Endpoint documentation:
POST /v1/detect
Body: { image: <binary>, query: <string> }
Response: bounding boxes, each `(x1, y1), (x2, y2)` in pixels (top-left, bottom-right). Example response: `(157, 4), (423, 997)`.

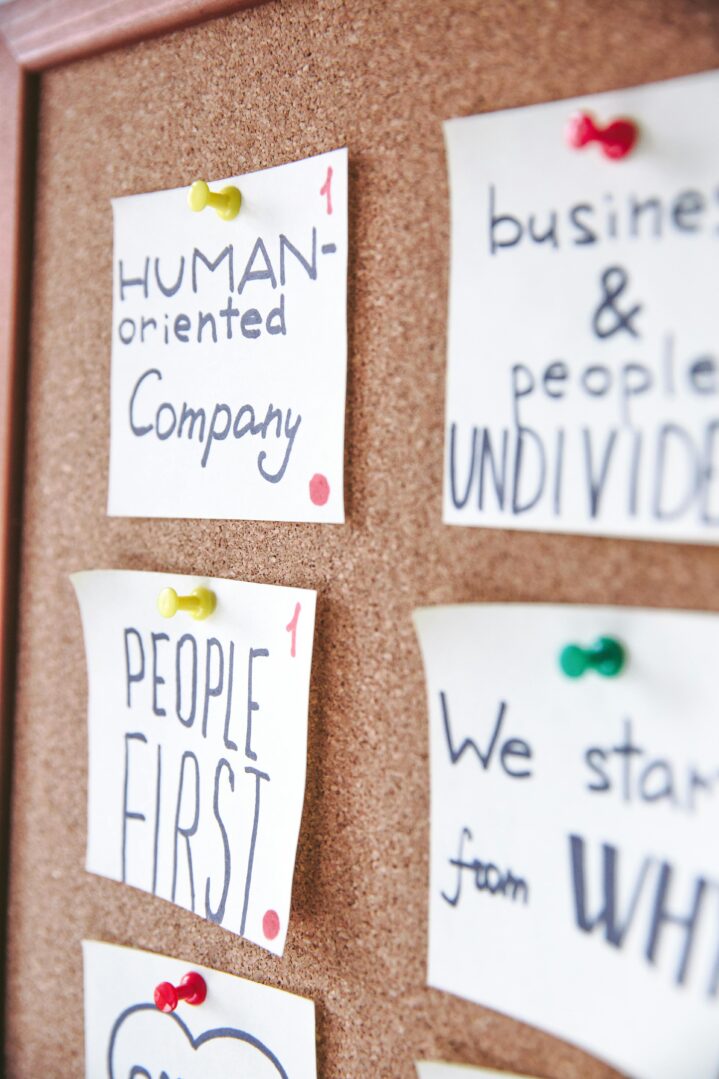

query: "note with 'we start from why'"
(415, 603), (719, 1079)
(73, 570), (316, 955)
(108, 148), (347, 523)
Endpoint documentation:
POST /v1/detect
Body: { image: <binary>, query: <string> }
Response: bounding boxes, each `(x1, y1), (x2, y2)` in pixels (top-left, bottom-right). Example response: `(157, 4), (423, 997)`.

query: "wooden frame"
(0, 0), (266, 1049)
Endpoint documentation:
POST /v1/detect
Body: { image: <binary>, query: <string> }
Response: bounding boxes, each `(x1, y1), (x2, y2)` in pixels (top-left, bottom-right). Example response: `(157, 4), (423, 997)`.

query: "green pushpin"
(559, 636), (626, 679)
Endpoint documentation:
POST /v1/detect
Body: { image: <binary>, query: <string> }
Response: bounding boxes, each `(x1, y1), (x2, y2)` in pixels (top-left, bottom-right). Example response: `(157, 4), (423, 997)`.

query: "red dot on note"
(309, 473), (330, 506)
(263, 909), (280, 940)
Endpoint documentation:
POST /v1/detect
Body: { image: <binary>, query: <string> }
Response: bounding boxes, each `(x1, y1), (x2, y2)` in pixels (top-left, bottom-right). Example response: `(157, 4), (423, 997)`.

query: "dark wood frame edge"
(0, 0), (266, 1058)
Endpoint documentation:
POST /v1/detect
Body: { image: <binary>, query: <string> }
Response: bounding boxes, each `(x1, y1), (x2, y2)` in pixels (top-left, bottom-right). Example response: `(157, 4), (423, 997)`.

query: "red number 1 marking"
(320, 166), (333, 215)
(286, 602), (301, 658)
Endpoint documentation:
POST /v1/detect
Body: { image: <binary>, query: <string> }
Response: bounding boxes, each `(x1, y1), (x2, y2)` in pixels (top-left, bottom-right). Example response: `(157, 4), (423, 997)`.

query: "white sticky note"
(414, 604), (719, 1079)
(73, 570), (317, 955)
(109, 148), (347, 523)
(444, 70), (719, 543)
(417, 1066), (537, 1079)
(83, 940), (316, 1078)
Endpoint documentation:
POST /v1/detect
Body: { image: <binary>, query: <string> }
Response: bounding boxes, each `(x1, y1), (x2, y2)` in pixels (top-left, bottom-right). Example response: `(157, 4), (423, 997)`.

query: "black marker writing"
(119, 626), (275, 933)
(592, 266), (642, 340)
(442, 827), (529, 907)
(584, 718), (719, 813)
(488, 183), (719, 256)
(440, 692), (533, 778)
(129, 367), (302, 480)
(569, 834), (719, 996)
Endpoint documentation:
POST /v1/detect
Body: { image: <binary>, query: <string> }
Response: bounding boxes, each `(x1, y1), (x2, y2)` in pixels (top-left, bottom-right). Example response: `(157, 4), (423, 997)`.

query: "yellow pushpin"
(188, 179), (241, 221)
(157, 586), (216, 621)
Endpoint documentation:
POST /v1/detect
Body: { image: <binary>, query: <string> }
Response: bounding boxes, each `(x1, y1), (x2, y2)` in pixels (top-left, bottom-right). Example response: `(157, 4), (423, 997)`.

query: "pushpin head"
(188, 179), (211, 212)
(157, 587), (180, 618)
(560, 636), (626, 679)
(157, 586), (216, 621)
(154, 971), (207, 1013)
(566, 111), (638, 160)
(188, 179), (241, 221)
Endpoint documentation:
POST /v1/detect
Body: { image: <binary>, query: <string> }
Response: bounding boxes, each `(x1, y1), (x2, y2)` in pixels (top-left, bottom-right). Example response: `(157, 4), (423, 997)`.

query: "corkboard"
(5, 0), (719, 1075)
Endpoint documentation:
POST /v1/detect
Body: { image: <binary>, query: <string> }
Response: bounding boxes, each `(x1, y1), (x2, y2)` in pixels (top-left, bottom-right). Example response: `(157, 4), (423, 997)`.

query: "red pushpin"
(566, 111), (638, 160)
(154, 971), (207, 1013)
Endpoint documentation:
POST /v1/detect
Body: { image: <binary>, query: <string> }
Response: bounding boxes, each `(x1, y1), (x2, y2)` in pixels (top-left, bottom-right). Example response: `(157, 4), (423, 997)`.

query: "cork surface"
(5, 1), (719, 1075)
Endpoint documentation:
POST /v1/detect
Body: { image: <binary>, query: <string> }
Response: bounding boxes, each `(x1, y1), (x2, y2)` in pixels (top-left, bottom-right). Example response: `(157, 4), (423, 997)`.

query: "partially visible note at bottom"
(84, 940), (316, 1079)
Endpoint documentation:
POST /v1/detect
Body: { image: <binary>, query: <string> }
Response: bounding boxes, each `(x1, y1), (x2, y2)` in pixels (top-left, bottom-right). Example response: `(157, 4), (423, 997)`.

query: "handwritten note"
(444, 70), (719, 543)
(414, 603), (719, 1079)
(109, 148), (347, 522)
(417, 1066), (537, 1079)
(73, 570), (316, 955)
(83, 940), (316, 1078)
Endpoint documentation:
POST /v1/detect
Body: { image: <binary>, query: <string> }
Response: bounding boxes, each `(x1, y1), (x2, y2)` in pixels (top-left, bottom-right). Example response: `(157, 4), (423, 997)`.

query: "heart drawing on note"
(108, 1003), (288, 1078)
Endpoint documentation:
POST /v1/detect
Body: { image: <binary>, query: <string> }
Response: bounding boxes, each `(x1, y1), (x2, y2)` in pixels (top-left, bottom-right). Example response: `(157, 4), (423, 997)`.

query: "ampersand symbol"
(591, 266), (642, 340)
